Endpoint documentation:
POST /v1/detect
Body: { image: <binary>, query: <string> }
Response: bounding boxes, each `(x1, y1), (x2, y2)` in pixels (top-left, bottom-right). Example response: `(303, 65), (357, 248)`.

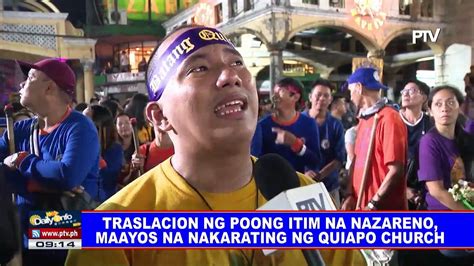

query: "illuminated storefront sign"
(283, 61), (315, 77)
(107, 0), (197, 21)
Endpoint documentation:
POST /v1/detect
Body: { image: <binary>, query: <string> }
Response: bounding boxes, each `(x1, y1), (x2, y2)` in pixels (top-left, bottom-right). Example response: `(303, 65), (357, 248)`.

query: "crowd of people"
(0, 24), (473, 266)
(0, 59), (175, 265)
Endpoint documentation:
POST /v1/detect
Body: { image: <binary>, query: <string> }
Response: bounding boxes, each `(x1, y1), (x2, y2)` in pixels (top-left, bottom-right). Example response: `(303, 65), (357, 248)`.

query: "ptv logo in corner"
(412, 28), (441, 44)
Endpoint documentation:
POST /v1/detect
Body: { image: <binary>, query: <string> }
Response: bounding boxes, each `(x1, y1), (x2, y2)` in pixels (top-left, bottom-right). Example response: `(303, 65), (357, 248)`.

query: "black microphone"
(254, 153), (326, 266)
(254, 153), (300, 200)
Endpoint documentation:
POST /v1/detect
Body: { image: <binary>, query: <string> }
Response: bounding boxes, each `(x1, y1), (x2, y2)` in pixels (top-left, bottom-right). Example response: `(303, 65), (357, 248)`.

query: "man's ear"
(355, 83), (364, 95)
(44, 80), (55, 96)
(145, 102), (173, 132)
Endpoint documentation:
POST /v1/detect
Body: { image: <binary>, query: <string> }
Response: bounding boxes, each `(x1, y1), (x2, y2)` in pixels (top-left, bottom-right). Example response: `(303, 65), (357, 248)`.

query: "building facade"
(1, 0), (472, 104)
(0, 3), (96, 104)
(0, 0), (199, 104)
(163, 0), (473, 97)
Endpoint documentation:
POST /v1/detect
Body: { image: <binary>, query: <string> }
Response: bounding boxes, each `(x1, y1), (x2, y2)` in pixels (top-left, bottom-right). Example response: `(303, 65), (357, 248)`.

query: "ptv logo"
(295, 193), (327, 210)
(412, 28), (440, 44)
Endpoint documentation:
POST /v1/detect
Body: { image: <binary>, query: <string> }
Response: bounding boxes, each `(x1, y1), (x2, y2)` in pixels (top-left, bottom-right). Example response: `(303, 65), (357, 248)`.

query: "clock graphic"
(351, 0), (387, 31)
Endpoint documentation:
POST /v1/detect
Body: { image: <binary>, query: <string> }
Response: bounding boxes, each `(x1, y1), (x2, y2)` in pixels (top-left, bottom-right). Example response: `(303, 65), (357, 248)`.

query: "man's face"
(159, 42), (258, 150)
(333, 98), (347, 115)
(19, 69), (51, 110)
(273, 85), (299, 111)
(348, 83), (362, 108)
(401, 82), (426, 109)
(310, 85), (332, 111)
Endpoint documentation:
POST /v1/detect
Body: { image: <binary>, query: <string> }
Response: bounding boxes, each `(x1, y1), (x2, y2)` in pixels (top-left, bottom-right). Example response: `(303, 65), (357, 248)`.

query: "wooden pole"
(356, 113), (379, 210)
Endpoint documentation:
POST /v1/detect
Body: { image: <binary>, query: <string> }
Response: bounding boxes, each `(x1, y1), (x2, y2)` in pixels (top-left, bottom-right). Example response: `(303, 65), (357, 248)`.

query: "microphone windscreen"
(254, 153), (300, 200)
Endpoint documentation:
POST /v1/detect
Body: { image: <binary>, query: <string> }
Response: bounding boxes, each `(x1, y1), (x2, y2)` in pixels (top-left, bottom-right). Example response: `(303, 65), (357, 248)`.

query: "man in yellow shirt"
(66, 25), (364, 266)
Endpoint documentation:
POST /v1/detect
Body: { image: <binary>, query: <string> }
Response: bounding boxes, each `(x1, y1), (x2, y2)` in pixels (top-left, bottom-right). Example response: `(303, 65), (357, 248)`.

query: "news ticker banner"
(80, 212), (474, 249)
(28, 211), (82, 249)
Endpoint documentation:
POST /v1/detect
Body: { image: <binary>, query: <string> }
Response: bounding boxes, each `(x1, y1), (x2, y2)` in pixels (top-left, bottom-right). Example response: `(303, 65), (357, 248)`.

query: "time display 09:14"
(28, 239), (81, 250)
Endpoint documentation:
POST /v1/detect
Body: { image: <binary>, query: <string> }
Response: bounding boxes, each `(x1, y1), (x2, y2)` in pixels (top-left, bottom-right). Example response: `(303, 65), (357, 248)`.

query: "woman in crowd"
(124, 93), (154, 144)
(115, 112), (140, 187)
(116, 112), (135, 161)
(83, 105), (123, 201)
(417, 85), (474, 264)
(418, 85), (473, 210)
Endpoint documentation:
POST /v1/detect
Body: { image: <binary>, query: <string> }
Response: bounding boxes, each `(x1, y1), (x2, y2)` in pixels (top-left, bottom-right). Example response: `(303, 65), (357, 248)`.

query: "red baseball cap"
(18, 58), (76, 98)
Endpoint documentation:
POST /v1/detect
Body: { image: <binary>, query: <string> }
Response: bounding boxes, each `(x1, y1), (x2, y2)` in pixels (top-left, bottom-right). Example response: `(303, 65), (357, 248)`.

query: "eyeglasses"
(401, 88), (420, 96)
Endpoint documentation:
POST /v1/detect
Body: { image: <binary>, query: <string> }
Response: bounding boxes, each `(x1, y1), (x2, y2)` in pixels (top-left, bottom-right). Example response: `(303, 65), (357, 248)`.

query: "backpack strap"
(29, 119), (39, 156)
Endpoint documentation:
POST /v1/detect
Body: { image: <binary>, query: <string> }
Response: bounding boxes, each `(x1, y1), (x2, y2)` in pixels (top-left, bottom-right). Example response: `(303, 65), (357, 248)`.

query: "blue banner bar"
(81, 212), (474, 248)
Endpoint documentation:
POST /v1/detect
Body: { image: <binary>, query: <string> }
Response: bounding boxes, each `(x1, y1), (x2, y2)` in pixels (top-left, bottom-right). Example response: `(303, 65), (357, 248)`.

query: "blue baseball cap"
(345, 67), (388, 91)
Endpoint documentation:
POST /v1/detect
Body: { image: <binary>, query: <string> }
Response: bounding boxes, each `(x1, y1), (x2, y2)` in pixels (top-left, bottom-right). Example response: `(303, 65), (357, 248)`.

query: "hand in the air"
(272, 127), (298, 146)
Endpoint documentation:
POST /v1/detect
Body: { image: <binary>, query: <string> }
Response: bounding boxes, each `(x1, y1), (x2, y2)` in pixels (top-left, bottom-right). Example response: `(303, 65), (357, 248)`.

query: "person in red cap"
(251, 77), (322, 174)
(341, 67), (408, 211)
(0, 58), (100, 266)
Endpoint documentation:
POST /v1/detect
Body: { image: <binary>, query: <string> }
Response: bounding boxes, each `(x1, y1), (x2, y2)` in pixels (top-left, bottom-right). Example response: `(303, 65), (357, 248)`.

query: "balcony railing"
(106, 71), (145, 83)
(95, 71), (147, 94)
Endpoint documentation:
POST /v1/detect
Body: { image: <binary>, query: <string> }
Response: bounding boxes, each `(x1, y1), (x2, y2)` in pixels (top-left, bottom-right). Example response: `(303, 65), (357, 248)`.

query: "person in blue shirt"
(251, 77), (321, 173)
(83, 104), (123, 202)
(0, 59), (100, 266)
(302, 78), (345, 208)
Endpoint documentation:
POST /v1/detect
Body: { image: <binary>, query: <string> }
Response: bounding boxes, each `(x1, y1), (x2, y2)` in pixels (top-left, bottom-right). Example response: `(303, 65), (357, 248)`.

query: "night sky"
(52, 0), (87, 28)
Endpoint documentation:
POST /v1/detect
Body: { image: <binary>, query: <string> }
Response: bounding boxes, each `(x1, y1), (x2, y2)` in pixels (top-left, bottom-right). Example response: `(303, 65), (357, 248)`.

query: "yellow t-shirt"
(66, 158), (365, 266)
